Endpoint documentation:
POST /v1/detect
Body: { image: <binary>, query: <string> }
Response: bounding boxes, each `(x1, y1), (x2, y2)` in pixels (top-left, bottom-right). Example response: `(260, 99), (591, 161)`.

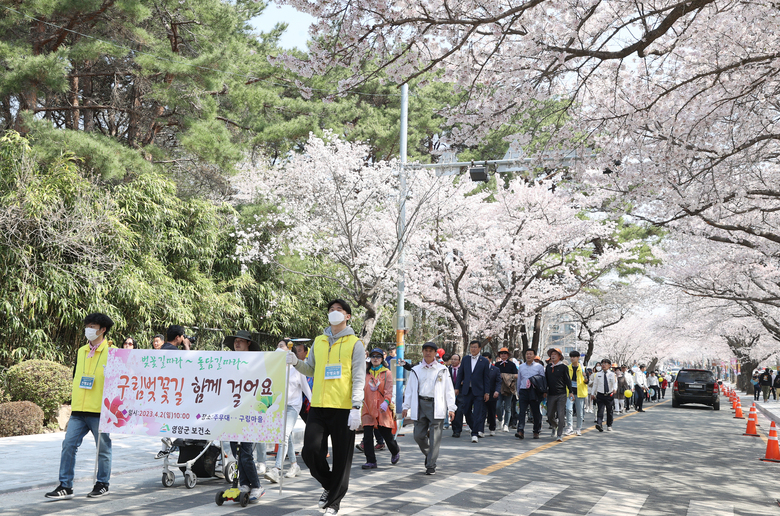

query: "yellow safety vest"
(71, 340), (114, 414)
(311, 334), (359, 409)
(568, 363), (589, 398)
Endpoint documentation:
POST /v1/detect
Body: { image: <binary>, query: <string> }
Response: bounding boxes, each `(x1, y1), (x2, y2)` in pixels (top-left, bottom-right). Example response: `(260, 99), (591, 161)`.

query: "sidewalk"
(0, 420), (307, 495)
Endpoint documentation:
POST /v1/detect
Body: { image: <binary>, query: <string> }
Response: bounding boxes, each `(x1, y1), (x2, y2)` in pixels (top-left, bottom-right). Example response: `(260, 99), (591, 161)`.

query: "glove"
(380, 401), (389, 412)
(286, 351), (298, 366)
(348, 408), (361, 431)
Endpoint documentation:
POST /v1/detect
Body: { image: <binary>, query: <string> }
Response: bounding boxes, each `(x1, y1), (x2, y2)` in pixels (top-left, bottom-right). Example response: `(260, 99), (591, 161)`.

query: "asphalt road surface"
(3, 398), (779, 515)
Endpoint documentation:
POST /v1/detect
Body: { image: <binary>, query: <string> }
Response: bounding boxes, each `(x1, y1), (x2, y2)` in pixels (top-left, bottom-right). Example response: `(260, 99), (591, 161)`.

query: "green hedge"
(6, 360), (72, 422)
(0, 401), (44, 437)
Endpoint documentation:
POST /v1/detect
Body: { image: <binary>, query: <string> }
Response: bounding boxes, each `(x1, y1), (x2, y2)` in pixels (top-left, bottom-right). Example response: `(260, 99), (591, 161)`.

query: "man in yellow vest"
(287, 299), (365, 516)
(46, 313), (115, 500)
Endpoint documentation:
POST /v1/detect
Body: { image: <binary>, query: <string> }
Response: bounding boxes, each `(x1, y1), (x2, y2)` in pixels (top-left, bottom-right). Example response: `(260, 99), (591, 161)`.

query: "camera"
(183, 334), (197, 348)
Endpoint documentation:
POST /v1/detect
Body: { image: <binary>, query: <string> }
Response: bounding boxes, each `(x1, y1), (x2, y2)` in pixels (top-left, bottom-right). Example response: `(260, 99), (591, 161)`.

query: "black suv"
(672, 369), (720, 410)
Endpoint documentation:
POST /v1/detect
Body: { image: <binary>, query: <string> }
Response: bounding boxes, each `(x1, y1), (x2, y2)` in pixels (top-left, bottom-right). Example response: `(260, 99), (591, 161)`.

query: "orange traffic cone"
(761, 421), (780, 462)
(734, 400), (745, 419)
(744, 406), (760, 435)
(752, 403), (761, 426)
(732, 397), (738, 411)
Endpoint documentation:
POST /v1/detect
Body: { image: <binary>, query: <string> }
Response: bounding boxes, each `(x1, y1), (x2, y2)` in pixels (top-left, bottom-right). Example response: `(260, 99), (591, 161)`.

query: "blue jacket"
(455, 354), (492, 396)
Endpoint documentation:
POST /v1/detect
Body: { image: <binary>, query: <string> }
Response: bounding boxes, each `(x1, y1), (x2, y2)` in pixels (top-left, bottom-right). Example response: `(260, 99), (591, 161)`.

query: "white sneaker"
(556, 436), (563, 442)
(471, 436), (479, 443)
(255, 462), (267, 476)
(564, 428), (574, 436)
(576, 430), (582, 436)
(324, 508), (339, 515)
(264, 467), (281, 483)
(502, 424), (509, 432)
(478, 432), (484, 438)
(489, 430), (495, 436)
(248, 487), (265, 504)
(284, 463), (301, 478)
(607, 426), (613, 432)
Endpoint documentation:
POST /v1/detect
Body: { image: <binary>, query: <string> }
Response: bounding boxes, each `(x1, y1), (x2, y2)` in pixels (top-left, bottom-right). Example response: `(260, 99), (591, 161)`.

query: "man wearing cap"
(591, 358), (618, 432)
(495, 348), (518, 432)
(223, 331), (266, 502)
(516, 348), (545, 439)
(545, 348), (570, 442)
(286, 299), (365, 516)
(403, 342), (456, 475)
(453, 340), (492, 443)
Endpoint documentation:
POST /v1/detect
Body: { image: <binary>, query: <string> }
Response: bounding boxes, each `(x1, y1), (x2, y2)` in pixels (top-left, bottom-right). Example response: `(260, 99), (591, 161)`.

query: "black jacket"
(545, 361), (571, 396)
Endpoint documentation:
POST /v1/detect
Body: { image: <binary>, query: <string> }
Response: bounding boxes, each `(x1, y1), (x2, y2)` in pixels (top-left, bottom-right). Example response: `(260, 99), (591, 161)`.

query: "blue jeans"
(58, 414), (112, 488)
(231, 442), (260, 488)
(565, 396), (585, 431)
(496, 393), (513, 426)
(275, 405), (299, 470)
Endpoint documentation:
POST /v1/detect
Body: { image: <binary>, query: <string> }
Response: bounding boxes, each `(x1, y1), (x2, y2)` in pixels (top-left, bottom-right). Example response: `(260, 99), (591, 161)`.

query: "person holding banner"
(264, 342), (312, 483)
(287, 299), (365, 516)
(224, 330), (266, 503)
(360, 348), (400, 469)
(46, 313), (115, 500)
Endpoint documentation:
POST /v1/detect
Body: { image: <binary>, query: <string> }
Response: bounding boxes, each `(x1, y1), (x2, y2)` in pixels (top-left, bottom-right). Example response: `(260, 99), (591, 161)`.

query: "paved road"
(2, 397), (778, 515)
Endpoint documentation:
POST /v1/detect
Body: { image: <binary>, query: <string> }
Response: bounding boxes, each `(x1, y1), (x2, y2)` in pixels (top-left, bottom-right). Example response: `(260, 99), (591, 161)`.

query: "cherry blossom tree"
(237, 131), (439, 344)
(276, 0), (780, 322)
(404, 178), (637, 353)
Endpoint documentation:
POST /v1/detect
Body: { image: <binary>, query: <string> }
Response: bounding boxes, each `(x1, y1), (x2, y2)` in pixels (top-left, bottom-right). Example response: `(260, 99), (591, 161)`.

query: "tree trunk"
(738, 360), (758, 393)
(647, 357), (659, 373)
(357, 299), (379, 347)
(531, 313), (542, 354)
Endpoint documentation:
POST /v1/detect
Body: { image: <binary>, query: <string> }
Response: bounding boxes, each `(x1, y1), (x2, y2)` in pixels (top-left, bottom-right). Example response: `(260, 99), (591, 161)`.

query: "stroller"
(160, 438), (236, 489)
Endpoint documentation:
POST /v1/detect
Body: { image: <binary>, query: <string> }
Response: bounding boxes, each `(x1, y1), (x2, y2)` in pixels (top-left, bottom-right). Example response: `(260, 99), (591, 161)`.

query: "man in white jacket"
(403, 342), (457, 475)
(591, 358), (618, 432)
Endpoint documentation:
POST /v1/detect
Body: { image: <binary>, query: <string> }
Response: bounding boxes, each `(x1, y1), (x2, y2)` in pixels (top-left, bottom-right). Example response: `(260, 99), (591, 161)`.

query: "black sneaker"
(87, 482), (110, 498)
(596, 423), (603, 432)
(45, 485), (74, 500)
(318, 489), (329, 509)
(425, 467), (436, 475)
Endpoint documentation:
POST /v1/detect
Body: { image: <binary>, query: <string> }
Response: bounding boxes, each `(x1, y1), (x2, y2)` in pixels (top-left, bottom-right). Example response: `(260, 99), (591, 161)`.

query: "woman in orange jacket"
(360, 348), (400, 469)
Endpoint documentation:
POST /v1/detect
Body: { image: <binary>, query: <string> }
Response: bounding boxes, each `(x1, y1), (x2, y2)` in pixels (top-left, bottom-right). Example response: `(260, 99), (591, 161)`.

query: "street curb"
(754, 402), (780, 427)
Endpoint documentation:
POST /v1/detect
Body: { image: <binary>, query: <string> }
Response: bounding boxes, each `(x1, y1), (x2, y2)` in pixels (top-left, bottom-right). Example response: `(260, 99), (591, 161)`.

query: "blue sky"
(250, 2), (315, 51)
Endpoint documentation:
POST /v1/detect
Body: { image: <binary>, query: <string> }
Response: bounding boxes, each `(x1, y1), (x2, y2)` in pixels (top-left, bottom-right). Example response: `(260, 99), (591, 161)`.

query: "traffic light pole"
(396, 83), (408, 413)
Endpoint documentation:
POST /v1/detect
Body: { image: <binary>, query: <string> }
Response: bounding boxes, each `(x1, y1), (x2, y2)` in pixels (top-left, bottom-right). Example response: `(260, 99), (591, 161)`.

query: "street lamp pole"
(396, 84), (408, 412)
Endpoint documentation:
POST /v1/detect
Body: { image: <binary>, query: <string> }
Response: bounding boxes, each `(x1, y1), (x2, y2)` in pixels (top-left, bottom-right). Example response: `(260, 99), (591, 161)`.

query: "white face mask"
(85, 327), (100, 341)
(595, 366), (602, 372)
(328, 310), (345, 325)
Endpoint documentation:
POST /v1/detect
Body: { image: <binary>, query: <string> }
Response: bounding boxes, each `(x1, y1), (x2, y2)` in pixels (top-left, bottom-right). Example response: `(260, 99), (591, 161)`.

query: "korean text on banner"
(99, 349), (287, 443)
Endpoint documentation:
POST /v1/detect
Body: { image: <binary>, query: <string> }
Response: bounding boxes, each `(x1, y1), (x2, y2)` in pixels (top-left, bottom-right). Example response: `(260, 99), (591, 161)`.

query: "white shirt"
(470, 354), (480, 372)
(592, 370), (618, 395)
(417, 360), (441, 397)
(624, 371), (635, 388)
(635, 370), (648, 388)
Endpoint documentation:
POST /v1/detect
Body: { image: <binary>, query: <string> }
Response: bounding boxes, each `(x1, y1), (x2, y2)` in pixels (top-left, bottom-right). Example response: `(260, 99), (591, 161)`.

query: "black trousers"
(302, 407), (355, 510)
(484, 396), (498, 431)
(362, 425), (398, 463)
(596, 393), (614, 427)
(634, 387), (645, 410)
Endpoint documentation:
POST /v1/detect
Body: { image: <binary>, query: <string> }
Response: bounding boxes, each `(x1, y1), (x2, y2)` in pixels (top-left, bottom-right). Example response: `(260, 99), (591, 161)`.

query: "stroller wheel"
(239, 492), (249, 507)
(215, 491), (225, 506)
(224, 461), (237, 484)
(161, 471), (175, 487)
(184, 471), (197, 489)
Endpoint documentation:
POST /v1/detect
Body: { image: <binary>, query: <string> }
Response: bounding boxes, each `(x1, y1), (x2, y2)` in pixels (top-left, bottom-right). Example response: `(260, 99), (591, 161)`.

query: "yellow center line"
(475, 399), (670, 475)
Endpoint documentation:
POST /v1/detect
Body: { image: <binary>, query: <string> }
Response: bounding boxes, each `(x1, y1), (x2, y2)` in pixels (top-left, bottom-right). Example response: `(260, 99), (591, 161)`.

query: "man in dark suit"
(447, 354), (461, 431)
(453, 341), (491, 442)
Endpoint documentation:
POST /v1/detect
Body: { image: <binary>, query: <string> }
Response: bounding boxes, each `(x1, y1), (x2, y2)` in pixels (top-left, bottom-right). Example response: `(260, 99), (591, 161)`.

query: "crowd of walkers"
(44, 301), (670, 515)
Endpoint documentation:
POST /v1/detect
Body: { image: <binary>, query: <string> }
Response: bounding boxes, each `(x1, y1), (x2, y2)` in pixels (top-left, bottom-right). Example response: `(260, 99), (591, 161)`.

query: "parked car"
(672, 369), (720, 410)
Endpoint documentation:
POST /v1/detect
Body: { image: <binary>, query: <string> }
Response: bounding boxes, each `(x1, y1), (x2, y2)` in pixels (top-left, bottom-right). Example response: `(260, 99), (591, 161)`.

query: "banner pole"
(278, 360), (291, 495)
